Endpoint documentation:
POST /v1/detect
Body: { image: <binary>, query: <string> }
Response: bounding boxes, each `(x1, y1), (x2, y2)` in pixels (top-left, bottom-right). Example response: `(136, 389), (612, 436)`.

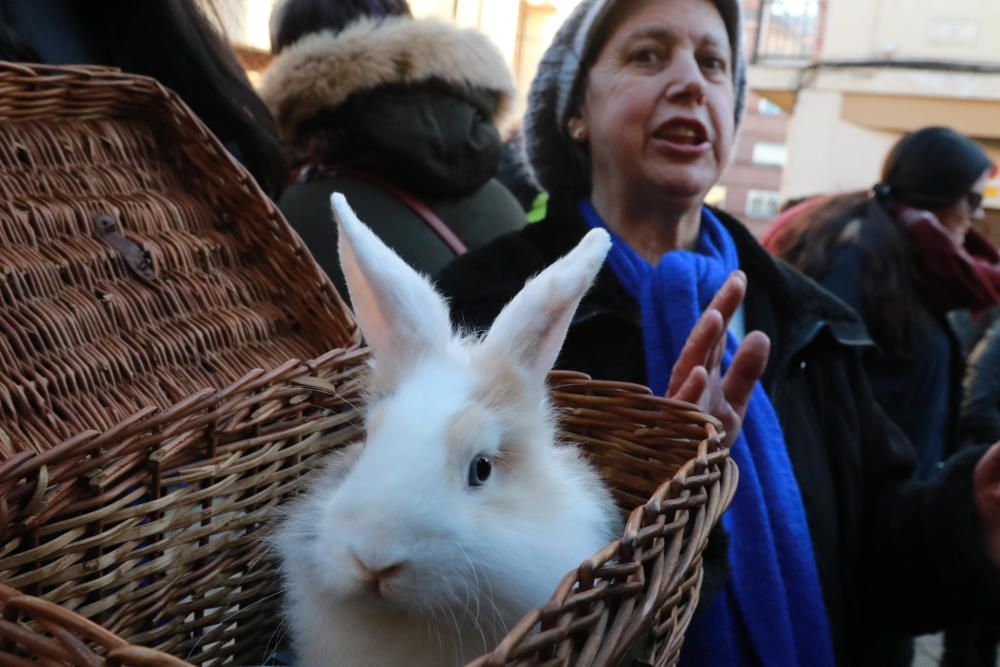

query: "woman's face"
(580, 0), (735, 203)
(936, 167), (993, 245)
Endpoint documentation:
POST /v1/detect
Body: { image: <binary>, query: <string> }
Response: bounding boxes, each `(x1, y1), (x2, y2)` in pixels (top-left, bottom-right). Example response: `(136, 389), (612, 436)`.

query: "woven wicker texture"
(0, 583), (191, 666)
(0, 62), (736, 667)
(0, 61), (368, 664)
(0, 63), (356, 453)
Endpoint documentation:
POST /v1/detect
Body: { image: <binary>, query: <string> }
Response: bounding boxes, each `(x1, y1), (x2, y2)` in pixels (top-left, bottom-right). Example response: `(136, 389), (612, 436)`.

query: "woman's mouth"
(652, 119), (711, 157)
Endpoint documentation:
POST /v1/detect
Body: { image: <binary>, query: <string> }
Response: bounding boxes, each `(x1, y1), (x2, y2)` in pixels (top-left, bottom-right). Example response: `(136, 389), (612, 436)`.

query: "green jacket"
(279, 172), (525, 298)
(261, 16), (525, 298)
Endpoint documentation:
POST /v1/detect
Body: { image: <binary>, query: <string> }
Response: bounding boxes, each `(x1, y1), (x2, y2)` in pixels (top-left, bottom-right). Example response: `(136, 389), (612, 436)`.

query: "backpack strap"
(295, 164), (468, 256)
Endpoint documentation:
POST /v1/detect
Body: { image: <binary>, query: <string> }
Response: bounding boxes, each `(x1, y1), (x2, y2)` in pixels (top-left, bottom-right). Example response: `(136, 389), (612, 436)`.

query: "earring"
(567, 118), (588, 142)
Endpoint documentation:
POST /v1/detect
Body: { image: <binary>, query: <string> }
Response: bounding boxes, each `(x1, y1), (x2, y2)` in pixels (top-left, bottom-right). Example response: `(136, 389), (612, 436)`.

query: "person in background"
(770, 128), (1000, 482)
(942, 320), (1000, 667)
(434, 1), (1000, 665)
(949, 305), (1000, 360)
(962, 321), (1000, 450)
(0, 0), (286, 200)
(260, 0), (526, 299)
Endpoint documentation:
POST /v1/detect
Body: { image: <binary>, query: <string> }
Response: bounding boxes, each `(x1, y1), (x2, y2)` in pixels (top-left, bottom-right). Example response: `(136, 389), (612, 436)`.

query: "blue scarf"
(579, 200), (834, 667)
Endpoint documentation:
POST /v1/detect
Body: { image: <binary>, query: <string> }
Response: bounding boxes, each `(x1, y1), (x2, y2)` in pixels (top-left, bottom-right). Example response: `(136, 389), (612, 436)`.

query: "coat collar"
(260, 16), (516, 140)
(532, 195), (873, 356)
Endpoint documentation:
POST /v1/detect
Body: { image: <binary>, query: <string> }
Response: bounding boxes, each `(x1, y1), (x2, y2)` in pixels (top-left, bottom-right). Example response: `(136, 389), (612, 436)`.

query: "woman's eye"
(701, 56), (728, 74)
(468, 455), (492, 487)
(630, 47), (661, 65)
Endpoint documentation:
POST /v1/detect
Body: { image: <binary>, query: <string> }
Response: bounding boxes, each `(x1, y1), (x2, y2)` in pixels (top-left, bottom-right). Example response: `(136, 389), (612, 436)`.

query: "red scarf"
(897, 207), (1000, 313)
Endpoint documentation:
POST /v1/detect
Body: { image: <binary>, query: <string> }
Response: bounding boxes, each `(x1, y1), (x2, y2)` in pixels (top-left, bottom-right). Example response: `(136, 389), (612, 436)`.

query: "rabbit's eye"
(468, 455), (492, 487)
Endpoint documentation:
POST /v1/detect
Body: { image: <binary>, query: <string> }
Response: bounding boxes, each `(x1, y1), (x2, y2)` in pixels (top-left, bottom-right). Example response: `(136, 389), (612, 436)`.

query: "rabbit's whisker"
(476, 561), (510, 640)
(264, 618), (290, 665)
(432, 602), (445, 659)
(445, 602), (466, 664)
(453, 540), (489, 651)
(185, 590), (284, 660)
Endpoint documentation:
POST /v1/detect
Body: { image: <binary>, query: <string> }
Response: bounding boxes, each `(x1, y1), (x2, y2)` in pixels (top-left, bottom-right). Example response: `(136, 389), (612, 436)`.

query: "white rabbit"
(273, 193), (620, 667)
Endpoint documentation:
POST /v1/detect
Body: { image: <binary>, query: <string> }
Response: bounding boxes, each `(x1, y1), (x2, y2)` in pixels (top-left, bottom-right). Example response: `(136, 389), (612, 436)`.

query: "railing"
(750, 0), (823, 63)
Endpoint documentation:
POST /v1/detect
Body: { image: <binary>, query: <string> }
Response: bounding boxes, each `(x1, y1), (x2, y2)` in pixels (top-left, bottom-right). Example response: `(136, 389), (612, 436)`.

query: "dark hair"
(775, 193), (926, 350)
(775, 128), (992, 351)
(0, 0), (288, 199)
(878, 126), (992, 210)
(270, 0), (412, 54)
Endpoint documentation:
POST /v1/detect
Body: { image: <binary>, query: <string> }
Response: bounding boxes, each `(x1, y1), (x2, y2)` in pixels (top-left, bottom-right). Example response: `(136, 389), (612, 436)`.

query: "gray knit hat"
(524, 0), (747, 197)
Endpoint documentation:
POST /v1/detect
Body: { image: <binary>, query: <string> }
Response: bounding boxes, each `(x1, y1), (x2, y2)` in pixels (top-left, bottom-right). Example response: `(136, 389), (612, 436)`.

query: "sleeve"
(855, 354), (1000, 633)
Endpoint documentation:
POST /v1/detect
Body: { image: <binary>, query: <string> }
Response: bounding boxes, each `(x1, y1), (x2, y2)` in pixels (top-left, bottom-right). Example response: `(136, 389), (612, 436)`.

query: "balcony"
(749, 0), (822, 63)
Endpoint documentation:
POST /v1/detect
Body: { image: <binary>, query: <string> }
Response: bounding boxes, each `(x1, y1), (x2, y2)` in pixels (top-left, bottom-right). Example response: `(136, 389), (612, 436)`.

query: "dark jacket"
(962, 322), (1000, 446)
(260, 16), (526, 299)
(435, 194), (1000, 667)
(817, 242), (962, 480)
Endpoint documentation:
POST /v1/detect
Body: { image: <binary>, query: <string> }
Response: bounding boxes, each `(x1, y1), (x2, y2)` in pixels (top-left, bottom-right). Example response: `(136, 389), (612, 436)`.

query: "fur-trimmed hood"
(260, 16), (516, 140)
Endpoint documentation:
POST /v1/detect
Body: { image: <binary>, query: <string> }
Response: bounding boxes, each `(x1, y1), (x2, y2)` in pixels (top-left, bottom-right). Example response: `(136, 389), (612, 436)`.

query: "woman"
(942, 309), (1000, 667)
(768, 128), (999, 480)
(435, 1), (1000, 665)
(260, 0), (526, 298)
(944, 320), (1000, 667)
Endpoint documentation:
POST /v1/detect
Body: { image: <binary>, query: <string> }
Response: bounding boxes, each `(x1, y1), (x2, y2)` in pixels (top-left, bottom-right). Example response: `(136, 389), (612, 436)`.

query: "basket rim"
(0, 366), (716, 483)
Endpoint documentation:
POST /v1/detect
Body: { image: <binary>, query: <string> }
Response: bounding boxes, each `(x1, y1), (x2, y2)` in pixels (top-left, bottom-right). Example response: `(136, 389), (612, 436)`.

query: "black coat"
(435, 194), (1000, 666)
(815, 242), (961, 480)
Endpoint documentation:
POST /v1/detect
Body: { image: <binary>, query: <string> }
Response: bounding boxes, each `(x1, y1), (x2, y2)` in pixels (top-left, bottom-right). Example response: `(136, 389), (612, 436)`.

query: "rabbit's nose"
(350, 552), (406, 598)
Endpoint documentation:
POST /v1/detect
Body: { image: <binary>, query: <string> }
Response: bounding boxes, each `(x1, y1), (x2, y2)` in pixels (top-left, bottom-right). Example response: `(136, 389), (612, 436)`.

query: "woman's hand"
(667, 271), (771, 447)
(973, 441), (1000, 568)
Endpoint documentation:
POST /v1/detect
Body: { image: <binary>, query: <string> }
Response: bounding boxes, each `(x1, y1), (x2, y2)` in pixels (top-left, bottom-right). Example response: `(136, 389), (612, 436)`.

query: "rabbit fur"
(273, 193), (620, 667)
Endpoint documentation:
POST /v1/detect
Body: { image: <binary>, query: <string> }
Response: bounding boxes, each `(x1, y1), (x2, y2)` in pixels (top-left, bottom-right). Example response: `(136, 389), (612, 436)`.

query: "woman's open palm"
(667, 271), (771, 448)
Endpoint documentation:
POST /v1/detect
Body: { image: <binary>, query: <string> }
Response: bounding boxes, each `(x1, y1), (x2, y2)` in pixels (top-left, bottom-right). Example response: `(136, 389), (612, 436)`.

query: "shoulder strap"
(363, 173), (468, 256)
(295, 164), (467, 256)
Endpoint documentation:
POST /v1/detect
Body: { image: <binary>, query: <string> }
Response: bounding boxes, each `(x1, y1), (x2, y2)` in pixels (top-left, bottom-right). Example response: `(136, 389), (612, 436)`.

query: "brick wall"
(718, 92), (790, 237)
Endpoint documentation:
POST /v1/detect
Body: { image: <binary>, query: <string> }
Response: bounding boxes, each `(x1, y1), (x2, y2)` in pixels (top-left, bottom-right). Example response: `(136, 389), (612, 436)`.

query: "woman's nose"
(664, 54), (706, 105)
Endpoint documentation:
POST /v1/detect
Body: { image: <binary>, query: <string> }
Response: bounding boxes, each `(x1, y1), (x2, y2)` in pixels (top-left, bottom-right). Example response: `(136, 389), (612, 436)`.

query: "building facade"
(713, 92), (790, 236)
(751, 0), (1000, 237)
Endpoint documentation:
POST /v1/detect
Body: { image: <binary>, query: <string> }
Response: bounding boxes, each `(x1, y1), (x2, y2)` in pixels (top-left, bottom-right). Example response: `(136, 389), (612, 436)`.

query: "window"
(757, 98), (784, 115)
(746, 190), (781, 219)
(752, 142), (788, 167)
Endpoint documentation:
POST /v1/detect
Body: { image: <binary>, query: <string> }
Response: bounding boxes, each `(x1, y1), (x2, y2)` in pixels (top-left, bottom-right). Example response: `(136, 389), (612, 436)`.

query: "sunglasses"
(967, 191), (984, 211)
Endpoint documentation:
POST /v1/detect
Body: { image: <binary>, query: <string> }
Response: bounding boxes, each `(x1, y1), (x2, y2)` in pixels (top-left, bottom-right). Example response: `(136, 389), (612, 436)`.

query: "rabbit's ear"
(484, 228), (610, 379)
(332, 193), (453, 380)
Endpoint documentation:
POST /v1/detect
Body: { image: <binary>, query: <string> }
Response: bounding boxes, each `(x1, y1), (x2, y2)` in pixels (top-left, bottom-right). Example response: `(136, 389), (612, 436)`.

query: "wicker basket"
(0, 62), (736, 667)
